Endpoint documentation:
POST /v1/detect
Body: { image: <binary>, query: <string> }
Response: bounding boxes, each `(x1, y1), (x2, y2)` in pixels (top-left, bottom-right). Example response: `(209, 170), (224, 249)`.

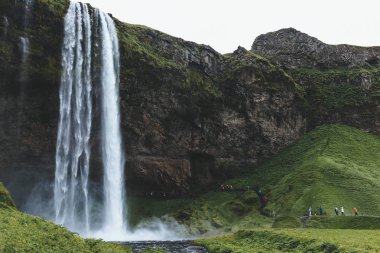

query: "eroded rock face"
(252, 28), (380, 134)
(119, 39), (306, 196)
(252, 28), (380, 69)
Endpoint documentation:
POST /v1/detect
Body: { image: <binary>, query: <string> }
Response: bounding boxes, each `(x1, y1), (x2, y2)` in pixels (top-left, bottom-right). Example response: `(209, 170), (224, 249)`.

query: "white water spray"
(54, 2), (92, 235)
(55, 1), (126, 237)
(96, 9), (126, 236)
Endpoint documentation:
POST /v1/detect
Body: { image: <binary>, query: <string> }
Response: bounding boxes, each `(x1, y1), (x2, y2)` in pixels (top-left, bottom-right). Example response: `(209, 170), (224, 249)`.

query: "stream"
(120, 240), (208, 253)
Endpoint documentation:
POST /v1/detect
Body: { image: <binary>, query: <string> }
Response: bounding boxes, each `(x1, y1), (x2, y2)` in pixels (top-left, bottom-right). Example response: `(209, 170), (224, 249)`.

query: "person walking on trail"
(319, 206), (324, 215)
(334, 207), (339, 216)
(308, 207), (312, 217)
(354, 207), (358, 216)
(341, 206), (345, 216)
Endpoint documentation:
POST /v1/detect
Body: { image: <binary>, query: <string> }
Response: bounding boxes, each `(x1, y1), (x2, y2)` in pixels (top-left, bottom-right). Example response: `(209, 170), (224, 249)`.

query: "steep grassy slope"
(0, 183), (130, 253)
(226, 124), (380, 218)
(129, 124), (380, 232)
(197, 229), (380, 253)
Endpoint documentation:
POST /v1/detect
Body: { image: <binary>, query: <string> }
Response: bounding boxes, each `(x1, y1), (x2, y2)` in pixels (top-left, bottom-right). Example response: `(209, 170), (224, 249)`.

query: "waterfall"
(18, 0), (33, 65)
(96, 9), (126, 235)
(18, 36), (30, 82)
(2, 16), (9, 37)
(54, 1), (126, 238)
(54, 2), (92, 235)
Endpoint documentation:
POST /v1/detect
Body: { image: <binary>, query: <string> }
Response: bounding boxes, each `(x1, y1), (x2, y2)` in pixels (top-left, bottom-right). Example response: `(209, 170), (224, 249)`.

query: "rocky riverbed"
(120, 241), (208, 253)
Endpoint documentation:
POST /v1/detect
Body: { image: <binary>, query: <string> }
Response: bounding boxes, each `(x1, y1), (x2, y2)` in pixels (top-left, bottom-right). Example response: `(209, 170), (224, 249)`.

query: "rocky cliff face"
(0, 1), (377, 206)
(0, 0), (68, 205)
(252, 28), (380, 69)
(116, 24), (305, 196)
(252, 28), (380, 134)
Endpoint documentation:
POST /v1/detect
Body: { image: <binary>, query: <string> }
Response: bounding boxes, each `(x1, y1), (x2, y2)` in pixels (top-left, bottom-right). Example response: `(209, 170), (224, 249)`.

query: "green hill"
(229, 124), (380, 219)
(129, 124), (380, 232)
(0, 183), (130, 253)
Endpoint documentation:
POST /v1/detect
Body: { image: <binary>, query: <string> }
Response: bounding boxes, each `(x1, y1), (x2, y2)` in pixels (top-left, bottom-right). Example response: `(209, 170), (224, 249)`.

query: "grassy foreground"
(0, 183), (130, 253)
(197, 229), (380, 253)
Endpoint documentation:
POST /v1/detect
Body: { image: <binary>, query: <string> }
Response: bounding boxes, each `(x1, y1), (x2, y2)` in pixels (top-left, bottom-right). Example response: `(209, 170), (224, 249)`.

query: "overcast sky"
(83, 0), (380, 53)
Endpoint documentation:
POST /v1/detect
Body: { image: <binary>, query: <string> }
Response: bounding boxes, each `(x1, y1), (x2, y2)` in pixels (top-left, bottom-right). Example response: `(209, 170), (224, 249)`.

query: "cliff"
(0, 0), (378, 206)
(252, 28), (380, 133)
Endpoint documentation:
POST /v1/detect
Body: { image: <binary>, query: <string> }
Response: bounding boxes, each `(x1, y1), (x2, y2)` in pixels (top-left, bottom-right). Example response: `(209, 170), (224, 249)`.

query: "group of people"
(218, 184), (234, 191)
(334, 206), (359, 216)
(308, 206), (359, 216)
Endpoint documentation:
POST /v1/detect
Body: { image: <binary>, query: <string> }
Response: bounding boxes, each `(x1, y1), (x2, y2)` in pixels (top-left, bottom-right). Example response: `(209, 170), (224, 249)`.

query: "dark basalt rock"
(252, 27), (380, 134)
(251, 27), (380, 69)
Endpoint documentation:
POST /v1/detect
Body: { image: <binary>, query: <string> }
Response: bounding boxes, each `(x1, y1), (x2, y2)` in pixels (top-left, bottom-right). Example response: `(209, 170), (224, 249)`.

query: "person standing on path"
(341, 206), (345, 216)
(308, 207), (312, 217)
(334, 207), (339, 216)
(354, 207), (358, 216)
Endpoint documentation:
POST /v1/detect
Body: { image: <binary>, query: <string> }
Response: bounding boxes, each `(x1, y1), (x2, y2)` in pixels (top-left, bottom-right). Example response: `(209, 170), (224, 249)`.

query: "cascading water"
(54, 2), (92, 235)
(2, 16), (9, 37)
(18, 0), (33, 66)
(54, 1), (126, 238)
(96, 9), (126, 236)
(18, 36), (29, 81)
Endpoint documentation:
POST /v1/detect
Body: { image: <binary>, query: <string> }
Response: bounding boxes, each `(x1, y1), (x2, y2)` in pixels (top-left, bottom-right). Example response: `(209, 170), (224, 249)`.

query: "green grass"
(197, 229), (380, 253)
(289, 67), (380, 119)
(129, 124), (380, 232)
(307, 216), (380, 229)
(225, 124), (380, 221)
(128, 189), (273, 235)
(0, 183), (130, 253)
(0, 183), (15, 209)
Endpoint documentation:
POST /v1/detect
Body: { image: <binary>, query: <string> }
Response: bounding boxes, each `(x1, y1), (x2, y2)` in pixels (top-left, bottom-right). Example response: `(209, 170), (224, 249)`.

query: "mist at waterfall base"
(23, 181), (192, 241)
(23, 1), (191, 242)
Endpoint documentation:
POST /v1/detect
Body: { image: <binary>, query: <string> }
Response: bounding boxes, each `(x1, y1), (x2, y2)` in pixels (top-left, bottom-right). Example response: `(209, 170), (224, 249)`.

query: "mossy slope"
(226, 124), (380, 219)
(0, 182), (16, 209)
(0, 183), (130, 253)
(129, 124), (380, 232)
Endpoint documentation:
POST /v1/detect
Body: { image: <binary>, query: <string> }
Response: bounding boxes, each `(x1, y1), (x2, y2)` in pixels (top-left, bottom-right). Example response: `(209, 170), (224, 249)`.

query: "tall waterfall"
(54, 2), (92, 235)
(96, 9), (126, 234)
(54, 1), (126, 237)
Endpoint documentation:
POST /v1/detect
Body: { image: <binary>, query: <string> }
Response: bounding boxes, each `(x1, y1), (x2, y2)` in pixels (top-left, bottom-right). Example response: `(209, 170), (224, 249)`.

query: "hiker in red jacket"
(353, 207), (358, 216)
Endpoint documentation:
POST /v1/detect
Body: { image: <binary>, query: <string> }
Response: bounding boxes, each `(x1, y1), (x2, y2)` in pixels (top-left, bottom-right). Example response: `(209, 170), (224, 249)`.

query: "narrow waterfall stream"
(54, 2), (92, 235)
(96, 9), (126, 236)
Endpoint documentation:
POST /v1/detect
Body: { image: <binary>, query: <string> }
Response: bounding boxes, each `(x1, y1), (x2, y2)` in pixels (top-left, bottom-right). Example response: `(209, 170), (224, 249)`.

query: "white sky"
(83, 0), (380, 53)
